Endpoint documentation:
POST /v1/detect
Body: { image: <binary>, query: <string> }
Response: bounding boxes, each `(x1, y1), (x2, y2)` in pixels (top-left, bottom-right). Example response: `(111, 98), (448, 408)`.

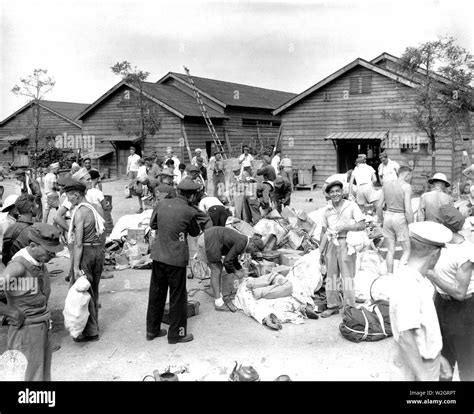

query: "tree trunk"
(430, 136), (436, 176)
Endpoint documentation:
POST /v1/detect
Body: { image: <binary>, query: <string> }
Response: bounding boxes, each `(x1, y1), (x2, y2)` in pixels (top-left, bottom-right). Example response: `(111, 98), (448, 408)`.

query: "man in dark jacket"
(196, 226), (264, 311)
(272, 176), (292, 213)
(2, 194), (37, 266)
(146, 179), (202, 344)
(16, 171), (43, 221)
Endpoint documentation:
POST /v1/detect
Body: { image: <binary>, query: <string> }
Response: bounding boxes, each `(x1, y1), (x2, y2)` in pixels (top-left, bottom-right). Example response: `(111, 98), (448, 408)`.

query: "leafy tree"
(383, 36), (473, 174)
(11, 69), (56, 176)
(111, 61), (161, 153)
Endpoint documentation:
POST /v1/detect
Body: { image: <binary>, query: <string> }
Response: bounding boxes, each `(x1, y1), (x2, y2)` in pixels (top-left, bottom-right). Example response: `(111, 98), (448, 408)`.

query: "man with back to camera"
(417, 173), (453, 222)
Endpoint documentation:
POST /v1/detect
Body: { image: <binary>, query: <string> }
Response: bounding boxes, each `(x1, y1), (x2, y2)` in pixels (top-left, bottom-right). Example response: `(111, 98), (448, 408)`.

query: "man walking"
(390, 221), (452, 381)
(376, 166), (414, 274)
(66, 180), (105, 342)
(417, 173), (453, 222)
(348, 156), (377, 209)
(126, 146), (140, 199)
(146, 180), (202, 344)
(0, 223), (63, 381)
(319, 181), (365, 317)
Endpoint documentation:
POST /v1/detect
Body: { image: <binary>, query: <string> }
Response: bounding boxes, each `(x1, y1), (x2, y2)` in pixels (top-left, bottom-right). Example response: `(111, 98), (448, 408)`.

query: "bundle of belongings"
(103, 210), (154, 270)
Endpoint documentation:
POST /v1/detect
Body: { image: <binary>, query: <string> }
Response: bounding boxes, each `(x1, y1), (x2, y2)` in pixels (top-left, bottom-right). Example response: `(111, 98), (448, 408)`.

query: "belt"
(83, 242), (102, 246)
(438, 292), (472, 301)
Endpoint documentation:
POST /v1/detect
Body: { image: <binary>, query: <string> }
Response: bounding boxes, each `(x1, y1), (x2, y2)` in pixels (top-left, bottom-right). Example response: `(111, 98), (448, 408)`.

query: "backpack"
(339, 300), (392, 343)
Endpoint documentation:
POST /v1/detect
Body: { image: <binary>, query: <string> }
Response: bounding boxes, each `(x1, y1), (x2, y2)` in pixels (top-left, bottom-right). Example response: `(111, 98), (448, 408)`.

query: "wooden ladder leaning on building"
(183, 66), (228, 160)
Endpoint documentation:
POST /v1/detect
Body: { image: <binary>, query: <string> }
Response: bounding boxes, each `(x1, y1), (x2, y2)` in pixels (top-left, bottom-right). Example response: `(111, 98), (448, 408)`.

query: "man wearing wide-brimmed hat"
(0, 222), (63, 380)
(417, 173), (454, 222)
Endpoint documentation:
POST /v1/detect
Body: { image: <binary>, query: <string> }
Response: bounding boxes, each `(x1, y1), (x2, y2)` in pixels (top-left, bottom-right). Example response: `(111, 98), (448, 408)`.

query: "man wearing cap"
(348, 156), (377, 209)
(0, 222), (63, 380)
(322, 170), (355, 201)
(272, 176), (292, 213)
(2, 194), (37, 266)
(42, 162), (60, 224)
(238, 146), (254, 174)
(378, 152), (400, 184)
(66, 180), (105, 342)
(146, 179), (203, 344)
(196, 157), (208, 190)
(164, 147), (180, 178)
(425, 205), (474, 381)
(187, 165), (206, 202)
(376, 166), (414, 275)
(17, 170), (42, 221)
(417, 173), (453, 222)
(191, 148), (208, 167)
(319, 180), (365, 318)
(126, 146), (140, 199)
(389, 221), (452, 381)
(212, 152), (226, 197)
(0, 195), (20, 257)
(195, 226), (264, 311)
(155, 168), (177, 201)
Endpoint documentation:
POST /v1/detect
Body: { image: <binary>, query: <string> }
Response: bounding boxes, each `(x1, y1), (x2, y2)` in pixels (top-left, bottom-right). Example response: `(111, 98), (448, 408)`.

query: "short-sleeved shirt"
(390, 266), (442, 360)
(44, 173), (57, 195)
(86, 188), (105, 206)
(321, 199), (365, 233)
(434, 241), (474, 296)
(127, 154), (141, 173)
(199, 196), (223, 212)
(378, 159), (400, 183)
(239, 153), (254, 168)
(352, 164), (375, 185)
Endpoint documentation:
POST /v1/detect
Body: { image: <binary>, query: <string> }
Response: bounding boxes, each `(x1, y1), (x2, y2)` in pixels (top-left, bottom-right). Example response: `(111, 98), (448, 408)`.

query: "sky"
(1, 0), (473, 120)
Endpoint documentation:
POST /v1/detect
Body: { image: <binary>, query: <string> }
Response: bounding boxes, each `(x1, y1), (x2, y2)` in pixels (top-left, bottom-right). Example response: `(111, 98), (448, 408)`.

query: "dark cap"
(379, 151), (388, 159)
(89, 169), (100, 180)
(28, 223), (63, 253)
(177, 178), (201, 192)
(274, 176), (286, 188)
(63, 179), (87, 193)
(438, 204), (465, 232)
(325, 180), (344, 194)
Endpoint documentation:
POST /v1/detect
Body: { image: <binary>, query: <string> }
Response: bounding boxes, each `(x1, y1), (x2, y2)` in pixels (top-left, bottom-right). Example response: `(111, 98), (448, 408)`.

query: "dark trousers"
(8, 321), (52, 381)
(208, 205), (230, 227)
(71, 245), (104, 337)
(434, 293), (474, 381)
(146, 261), (187, 341)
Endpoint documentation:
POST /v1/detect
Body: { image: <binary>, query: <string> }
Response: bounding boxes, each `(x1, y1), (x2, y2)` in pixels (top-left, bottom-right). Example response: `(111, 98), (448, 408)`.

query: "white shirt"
(352, 164), (375, 185)
(271, 154), (280, 172)
(86, 188), (105, 206)
(198, 196), (223, 212)
(434, 241), (474, 296)
(390, 266), (442, 360)
(378, 159), (400, 183)
(239, 153), (254, 168)
(44, 172), (57, 195)
(137, 165), (148, 182)
(127, 154), (141, 173)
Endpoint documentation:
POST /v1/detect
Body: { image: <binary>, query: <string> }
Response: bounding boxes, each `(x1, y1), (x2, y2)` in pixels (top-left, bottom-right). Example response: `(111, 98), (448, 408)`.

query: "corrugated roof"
(168, 72), (297, 109)
(141, 83), (226, 118)
(40, 100), (90, 121)
(325, 131), (388, 140)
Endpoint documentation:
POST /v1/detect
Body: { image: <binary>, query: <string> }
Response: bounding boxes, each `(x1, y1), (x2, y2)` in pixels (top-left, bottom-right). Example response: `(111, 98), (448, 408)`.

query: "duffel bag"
(339, 300), (392, 343)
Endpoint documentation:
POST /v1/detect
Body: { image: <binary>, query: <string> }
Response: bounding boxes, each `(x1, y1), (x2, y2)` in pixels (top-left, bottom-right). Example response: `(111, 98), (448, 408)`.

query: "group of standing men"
(320, 150), (473, 381)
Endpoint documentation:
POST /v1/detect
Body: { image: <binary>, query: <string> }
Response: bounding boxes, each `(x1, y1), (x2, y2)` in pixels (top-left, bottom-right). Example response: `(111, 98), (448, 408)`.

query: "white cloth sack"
(63, 276), (91, 338)
(109, 210), (152, 241)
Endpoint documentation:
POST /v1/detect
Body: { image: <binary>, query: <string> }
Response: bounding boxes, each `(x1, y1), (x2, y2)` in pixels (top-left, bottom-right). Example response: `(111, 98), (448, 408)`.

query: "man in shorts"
(348, 156), (377, 209)
(376, 166), (414, 275)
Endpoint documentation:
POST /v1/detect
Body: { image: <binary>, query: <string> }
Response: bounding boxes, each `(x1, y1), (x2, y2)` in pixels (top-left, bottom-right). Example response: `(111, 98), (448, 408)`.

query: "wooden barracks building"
(0, 100), (89, 167)
(77, 72), (296, 177)
(274, 53), (473, 193)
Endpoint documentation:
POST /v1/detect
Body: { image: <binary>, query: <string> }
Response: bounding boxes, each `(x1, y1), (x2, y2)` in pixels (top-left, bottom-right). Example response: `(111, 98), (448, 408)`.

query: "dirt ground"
(0, 178), (396, 382)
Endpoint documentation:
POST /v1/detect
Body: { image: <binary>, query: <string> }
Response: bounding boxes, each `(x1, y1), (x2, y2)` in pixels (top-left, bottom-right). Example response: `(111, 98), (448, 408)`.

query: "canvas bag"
(63, 276), (91, 338)
(339, 300), (392, 343)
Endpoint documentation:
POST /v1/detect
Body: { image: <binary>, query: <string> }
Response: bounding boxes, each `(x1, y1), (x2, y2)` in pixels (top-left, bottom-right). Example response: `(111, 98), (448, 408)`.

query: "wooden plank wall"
(0, 105), (82, 166)
(280, 65), (467, 192)
(183, 118), (225, 161)
(81, 87), (183, 177)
